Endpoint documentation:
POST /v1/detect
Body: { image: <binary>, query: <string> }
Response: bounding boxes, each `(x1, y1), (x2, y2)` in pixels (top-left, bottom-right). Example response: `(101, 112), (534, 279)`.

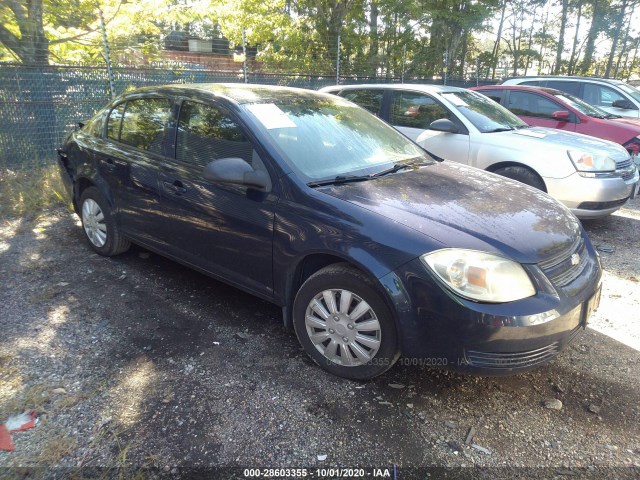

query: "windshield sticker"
(246, 103), (297, 129)
(442, 93), (468, 107)
(514, 129), (547, 139)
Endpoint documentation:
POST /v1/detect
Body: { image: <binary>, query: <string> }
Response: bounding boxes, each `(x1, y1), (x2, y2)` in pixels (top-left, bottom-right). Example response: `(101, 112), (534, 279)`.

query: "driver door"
(158, 99), (277, 298)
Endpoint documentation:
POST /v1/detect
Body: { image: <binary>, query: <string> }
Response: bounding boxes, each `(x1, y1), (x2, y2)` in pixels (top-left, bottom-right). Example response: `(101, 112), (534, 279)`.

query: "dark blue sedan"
(57, 84), (602, 379)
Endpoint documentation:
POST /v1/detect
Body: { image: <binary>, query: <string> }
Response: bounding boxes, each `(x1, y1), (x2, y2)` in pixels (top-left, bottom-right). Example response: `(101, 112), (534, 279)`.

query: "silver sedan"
(320, 84), (639, 218)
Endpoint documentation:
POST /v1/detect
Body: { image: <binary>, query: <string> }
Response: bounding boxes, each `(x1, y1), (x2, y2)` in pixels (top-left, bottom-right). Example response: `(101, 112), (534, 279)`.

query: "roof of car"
(320, 83), (466, 94)
(502, 75), (624, 85)
(121, 83), (333, 105)
(474, 85), (566, 96)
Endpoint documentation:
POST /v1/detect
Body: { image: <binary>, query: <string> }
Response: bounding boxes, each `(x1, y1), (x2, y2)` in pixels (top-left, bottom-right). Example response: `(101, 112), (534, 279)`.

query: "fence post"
(98, 8), (116, 98)
(401, 45), (406, 83)
(336, 31), (341, 85)
(242, 27), (248, 84)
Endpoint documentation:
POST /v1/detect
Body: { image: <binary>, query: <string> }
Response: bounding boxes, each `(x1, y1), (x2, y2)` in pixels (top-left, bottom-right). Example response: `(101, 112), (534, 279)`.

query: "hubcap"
(82, 198), (107, 248)
(305, 289), (381, 367)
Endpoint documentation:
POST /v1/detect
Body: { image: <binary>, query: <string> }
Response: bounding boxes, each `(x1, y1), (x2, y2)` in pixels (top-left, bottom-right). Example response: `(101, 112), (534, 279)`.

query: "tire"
(493, 166), (546, 191)
(293, 263), (400, 380)
(79, 186), (130, 256)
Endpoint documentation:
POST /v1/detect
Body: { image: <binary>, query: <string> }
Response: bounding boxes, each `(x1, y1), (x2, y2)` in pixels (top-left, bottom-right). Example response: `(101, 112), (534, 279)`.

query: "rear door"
(96, 96), (173, 245)
(157, 99), (277, 297)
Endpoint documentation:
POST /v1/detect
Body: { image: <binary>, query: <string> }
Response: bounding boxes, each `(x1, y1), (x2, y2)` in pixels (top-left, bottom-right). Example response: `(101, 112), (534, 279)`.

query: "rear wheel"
(494, 166), (546, 191)
(79, 187), (130, 256)
(293, 264), (399, 380)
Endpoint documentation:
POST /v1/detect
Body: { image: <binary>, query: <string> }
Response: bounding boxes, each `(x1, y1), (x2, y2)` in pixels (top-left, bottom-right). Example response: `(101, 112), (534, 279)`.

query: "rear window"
(119, 98), (172, 153)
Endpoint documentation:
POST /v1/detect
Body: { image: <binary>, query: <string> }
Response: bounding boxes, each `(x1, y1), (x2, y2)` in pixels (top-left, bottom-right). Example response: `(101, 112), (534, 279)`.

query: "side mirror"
(203, 157), (271, 192)
(612, 99), (637, 110)
(428, 118), (459, 133)
(551, 110), (570, 121)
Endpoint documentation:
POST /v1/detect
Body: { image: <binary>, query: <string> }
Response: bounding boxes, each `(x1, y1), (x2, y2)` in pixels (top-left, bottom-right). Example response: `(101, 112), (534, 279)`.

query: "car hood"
(608, 115), (640, 130)
(492, 126), (630, 161)
(318, 162), (582, 265)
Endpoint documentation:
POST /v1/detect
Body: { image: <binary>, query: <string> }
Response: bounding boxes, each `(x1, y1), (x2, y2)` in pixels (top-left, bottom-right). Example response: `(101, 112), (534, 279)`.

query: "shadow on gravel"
(1, 208), (639, 470)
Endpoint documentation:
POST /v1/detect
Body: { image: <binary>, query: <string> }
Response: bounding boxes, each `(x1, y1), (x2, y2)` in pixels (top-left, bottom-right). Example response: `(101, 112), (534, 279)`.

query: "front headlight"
(567, 150), (616, 172)
(421, 249), (536, 303)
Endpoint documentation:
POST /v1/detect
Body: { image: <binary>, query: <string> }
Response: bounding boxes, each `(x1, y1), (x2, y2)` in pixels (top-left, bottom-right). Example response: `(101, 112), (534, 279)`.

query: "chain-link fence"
(0, 63), (497, 170)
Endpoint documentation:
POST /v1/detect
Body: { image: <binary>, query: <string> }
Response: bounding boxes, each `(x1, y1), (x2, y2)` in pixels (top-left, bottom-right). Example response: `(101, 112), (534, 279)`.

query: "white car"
(501, 76), (640, 119)
(319, 84), (639, 219)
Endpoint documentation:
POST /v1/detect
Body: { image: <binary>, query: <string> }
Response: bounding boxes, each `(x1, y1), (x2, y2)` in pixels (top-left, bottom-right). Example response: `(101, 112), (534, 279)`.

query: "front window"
(177, 101), (253, 166)
(552, 92), (608, 118)
(617, 83), (640, 104)
(390, 91), (453, 129)
(441, 90), (527, 133)
(243, 96), (431, 183)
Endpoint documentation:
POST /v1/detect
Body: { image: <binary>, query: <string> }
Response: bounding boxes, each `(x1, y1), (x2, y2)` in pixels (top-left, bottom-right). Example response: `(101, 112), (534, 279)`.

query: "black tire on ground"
(493, 166), (546, 191)
(79, 186), (130, 256)
(293, 263), (400, 380)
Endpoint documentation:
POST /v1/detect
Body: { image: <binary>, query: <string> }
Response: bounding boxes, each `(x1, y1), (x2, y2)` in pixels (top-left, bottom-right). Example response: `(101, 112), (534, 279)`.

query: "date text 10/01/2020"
(243, 468), (393, 478)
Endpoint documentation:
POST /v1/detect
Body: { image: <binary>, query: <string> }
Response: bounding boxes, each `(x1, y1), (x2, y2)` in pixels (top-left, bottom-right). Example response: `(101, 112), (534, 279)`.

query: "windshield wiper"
(307, 174), (373, 187)
(307, 162), (420, 188)
(486, 127), (515, 132)
(605, 113), (622, 119)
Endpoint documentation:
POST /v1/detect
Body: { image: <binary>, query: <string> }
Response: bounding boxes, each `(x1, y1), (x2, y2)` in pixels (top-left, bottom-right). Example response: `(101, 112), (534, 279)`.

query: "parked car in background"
(320, 84), (639, 218)
(501, 76), (640, 119)
(471, 85), (640, 159)
(58, 83), (602, 380)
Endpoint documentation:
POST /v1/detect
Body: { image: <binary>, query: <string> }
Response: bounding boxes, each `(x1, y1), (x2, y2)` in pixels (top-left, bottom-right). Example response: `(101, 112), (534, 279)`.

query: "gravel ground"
(0, 197), (639, 479)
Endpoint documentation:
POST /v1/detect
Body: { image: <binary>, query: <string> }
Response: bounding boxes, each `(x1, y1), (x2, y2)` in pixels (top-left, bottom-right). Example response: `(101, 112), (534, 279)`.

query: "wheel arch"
(486, 161), (547, 192)
(281, 253), (397, 333)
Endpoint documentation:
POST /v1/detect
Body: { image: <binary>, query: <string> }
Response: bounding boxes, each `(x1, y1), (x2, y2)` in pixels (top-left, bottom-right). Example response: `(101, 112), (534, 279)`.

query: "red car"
(471, 85), (640, 157)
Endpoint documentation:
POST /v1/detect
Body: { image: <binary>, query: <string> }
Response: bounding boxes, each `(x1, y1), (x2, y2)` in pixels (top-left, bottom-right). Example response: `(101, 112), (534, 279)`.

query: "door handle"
(104, 158), (116, 171)
(163, 180), (187, 195)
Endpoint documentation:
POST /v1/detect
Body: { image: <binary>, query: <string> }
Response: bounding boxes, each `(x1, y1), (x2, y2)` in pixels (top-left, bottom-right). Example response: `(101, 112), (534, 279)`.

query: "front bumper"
(379, 236), (602, 375)
(544, 168), (639, 219)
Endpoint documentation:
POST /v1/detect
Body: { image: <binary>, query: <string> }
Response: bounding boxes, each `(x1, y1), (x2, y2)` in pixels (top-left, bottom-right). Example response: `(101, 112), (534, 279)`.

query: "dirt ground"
(0, 196), (639, 479)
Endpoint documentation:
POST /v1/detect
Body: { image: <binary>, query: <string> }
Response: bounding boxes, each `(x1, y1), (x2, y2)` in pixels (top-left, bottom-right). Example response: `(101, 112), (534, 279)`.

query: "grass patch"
(39, 433), (78, 463)
(0, 164), (69, 220)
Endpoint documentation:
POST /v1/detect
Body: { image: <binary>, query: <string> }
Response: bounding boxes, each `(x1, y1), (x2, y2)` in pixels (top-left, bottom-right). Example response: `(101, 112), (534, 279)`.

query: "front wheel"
(79, 187), (130, 256)
(293, 264), (399, 380)
(493, 166), (546, 191)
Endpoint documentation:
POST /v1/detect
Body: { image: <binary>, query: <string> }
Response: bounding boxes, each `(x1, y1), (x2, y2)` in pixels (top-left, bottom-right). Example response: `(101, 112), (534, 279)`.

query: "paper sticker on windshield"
(442, 93), (468, 107)
(246, 103), (297, 129)
(514, 129), (547, 139)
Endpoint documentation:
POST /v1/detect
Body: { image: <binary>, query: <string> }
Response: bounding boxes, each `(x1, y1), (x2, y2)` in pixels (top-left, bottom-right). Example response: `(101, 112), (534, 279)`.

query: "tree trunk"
(568, 0), (583, 75)
(369, 0), (379, 77)
(491, 1), (507, 79)
(579, 0), (601, 74)
(605, 0), (627, 78)
(554, 0), (568, 74)
(0, 0), (49, 65)
(614, 3), (633, 78)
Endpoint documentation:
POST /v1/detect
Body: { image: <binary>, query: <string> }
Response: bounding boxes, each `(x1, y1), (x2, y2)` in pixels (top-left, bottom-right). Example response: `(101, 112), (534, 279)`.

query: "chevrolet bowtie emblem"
(571, 253), (580, 266)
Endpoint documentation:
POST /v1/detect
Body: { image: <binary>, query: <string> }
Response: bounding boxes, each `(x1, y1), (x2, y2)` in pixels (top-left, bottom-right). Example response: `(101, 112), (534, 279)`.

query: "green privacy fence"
(0, 64), (497, 169)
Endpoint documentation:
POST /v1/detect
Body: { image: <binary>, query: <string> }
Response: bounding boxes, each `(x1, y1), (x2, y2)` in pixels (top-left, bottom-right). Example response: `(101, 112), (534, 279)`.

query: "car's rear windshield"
(242, 96), (432, 183)
(440, 90), (527, 133)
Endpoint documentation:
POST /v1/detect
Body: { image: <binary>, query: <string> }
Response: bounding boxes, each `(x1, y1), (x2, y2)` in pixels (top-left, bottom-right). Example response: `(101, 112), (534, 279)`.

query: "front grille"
(465, 343), (559, 369)
(541, 239), (588, 287)
(616, 157), (633, 169)
(577, 198), (628, 210)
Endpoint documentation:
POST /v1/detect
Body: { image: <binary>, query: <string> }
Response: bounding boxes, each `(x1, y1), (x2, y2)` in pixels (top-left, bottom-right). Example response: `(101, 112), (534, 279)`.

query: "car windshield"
(617, 83), (640, 103)
(243, 96), (432, 183)
(441, 91), (528, 133)
(553, 92), (609, 118)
